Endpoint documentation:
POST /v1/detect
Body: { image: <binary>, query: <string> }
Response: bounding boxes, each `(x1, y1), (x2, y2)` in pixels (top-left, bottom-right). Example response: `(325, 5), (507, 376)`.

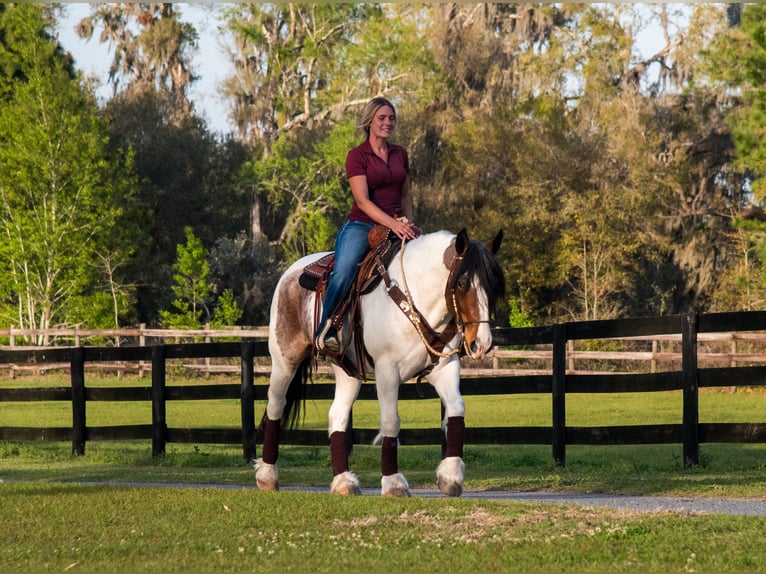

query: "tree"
(103, 90), (249, 323)
(708, 4), (766, 201)
(75, 2), (198, 121)
(221, 3), (381, 153)
(0, 4), (139, 341)
(222, 3), (432, 248)
(208, 232), (280, 325)
(710, 211), (766, 311)
(160, 227), (212, 328)
(161, 227), (245, 328)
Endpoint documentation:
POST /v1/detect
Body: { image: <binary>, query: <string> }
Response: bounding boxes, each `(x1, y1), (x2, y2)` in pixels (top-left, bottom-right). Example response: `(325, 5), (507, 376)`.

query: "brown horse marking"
(442, 239), (488, 354)
(454, 276), (484, 351)
(273, 268), (313, 362)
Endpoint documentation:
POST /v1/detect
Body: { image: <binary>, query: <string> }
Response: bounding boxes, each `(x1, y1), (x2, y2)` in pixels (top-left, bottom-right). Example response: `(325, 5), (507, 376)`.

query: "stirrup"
(324, 332), (340, 353)
(315, 319), (333, 351)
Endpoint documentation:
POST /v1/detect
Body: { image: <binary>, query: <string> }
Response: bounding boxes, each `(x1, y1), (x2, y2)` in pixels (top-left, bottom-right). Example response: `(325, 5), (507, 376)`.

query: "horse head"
(449, 229), (505, 359)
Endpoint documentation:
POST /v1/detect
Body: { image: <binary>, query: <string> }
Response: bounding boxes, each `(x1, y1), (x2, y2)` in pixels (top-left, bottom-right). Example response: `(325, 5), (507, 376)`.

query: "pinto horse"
(256, 228), (505, 497)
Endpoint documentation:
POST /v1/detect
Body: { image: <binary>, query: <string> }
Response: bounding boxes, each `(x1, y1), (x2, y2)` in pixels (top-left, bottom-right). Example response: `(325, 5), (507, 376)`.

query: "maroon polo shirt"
(345, 138), (409, 224)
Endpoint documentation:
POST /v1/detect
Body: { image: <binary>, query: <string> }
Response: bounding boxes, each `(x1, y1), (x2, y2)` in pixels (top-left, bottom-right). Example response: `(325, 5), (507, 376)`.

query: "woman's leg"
(316, 220), (373, 349)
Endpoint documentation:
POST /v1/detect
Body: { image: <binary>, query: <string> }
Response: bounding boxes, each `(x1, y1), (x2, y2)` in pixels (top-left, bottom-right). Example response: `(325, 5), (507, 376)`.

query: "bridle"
(375, 240), (489, 366)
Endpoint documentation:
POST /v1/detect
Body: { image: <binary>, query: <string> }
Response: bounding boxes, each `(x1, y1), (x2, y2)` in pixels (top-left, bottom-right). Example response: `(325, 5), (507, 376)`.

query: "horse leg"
(376, 367), (410, 497)
(428, 358), (466, 497)
(255, 348), (308, 491)
(328, 367), (362, 495)
(255, 416), (280, 491)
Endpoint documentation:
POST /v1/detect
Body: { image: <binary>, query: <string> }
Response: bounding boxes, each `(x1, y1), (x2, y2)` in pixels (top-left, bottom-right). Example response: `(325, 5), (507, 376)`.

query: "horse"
(255, 228), (505, 497)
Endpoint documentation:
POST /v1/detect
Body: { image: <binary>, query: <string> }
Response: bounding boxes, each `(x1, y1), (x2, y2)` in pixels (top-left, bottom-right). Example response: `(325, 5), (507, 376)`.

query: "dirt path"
(43, 480), (766, 516)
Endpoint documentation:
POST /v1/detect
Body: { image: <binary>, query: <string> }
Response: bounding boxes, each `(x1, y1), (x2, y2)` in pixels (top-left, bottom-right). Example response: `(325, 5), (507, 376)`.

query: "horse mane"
(450, 238), (506, 316)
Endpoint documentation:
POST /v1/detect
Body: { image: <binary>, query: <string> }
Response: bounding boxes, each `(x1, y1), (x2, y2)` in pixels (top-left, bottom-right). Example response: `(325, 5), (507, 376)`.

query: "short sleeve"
(345, 146), (367, 179)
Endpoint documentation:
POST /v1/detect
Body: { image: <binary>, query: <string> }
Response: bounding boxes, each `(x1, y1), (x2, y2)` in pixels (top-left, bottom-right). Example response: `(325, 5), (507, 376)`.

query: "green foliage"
(66, 292), (132, 330)
(508, 298), (534, 328)
(208, 233), (280, 325)
(705, 4), (766, 200)
(160, 227), (211, 328)
(5, 2), (760, 327)
(162, 229), (245, 328)
(242, 121), (358, 262)
(728, 5), (766, 200)
(0, 4), (139, 337)
(211, 289), (242, 328)
(104, 91), (249, 323)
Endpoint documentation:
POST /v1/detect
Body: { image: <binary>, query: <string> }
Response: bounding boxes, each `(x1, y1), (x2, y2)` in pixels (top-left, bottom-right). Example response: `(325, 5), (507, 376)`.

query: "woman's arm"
(349, 175), (416, 241)
(399, 175), (414, 223)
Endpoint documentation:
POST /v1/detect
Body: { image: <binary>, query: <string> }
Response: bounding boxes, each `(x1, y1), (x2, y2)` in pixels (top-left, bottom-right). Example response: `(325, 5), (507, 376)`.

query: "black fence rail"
(2, 312), (766, 468)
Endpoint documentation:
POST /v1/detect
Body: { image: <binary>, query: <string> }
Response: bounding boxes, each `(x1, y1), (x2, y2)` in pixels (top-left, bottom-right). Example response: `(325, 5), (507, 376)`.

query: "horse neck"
(393, 234), (454, 327)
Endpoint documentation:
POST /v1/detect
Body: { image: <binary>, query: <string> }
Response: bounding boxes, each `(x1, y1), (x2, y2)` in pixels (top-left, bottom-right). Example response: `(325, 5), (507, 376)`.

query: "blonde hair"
(358, 97), (396, 135)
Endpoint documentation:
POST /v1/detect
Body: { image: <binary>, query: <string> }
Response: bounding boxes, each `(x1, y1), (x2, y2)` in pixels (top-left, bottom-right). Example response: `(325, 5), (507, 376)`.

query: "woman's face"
(369, 105), (396, 140)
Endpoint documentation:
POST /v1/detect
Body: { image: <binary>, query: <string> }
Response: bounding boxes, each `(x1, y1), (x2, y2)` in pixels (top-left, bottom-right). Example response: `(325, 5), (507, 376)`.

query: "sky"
(57, 3), (236, 134)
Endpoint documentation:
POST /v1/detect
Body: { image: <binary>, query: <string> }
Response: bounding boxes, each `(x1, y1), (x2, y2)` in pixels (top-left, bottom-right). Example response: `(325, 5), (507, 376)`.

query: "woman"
(316, 97), (418, 352)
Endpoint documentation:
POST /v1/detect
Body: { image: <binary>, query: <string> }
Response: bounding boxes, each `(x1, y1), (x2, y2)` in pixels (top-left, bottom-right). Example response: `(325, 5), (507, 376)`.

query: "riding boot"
(315, 318), (341, 353)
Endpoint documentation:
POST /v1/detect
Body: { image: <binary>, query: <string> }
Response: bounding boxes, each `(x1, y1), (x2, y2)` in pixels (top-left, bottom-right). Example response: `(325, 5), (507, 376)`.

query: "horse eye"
(457, 277), (468, 290)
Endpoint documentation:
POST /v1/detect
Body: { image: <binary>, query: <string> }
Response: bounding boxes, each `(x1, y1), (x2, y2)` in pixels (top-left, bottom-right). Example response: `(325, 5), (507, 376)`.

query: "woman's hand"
(392, 216), (418, 241)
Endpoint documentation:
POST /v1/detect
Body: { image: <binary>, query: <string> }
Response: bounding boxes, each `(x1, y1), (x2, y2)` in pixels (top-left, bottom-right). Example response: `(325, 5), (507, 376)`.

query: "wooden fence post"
(151, 345), (167, 457)
(71, 347), (86, 456)
(240, 341), (256, 462)
(138, 323), (146, 378)
(682, 313), (699, 469)
(9, 325), (15, 379)
(552, 323), (567, 467)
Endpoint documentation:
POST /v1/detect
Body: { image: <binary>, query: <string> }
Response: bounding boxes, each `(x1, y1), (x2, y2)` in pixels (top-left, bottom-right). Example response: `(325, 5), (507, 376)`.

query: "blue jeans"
(318, 220), (374, 331)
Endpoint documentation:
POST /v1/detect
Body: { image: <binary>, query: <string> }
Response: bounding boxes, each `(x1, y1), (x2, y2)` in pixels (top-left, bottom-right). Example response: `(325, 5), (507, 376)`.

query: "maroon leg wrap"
(445, 416), (465, 459)
(330, 431), (349, 476)
(381, 436), (398, 476)
(261, 418), (280, 465)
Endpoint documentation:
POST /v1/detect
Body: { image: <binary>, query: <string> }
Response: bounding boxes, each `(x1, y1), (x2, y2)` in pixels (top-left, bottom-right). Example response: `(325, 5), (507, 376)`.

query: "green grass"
(1, 482), (765, 574)
(3, 374), (766, 497)
(4, 374), (766, 572)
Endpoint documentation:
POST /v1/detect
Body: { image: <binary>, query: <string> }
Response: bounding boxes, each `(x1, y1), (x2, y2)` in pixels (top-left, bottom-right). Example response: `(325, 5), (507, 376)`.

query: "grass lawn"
(3, 374), (766, 572)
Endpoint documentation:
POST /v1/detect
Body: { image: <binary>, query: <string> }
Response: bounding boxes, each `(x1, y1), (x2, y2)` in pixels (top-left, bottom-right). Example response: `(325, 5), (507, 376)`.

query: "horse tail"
(282, 356), (311, 430)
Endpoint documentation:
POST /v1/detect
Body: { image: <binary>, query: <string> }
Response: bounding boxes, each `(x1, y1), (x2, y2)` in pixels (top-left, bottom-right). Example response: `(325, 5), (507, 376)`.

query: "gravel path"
(42, 481), (766, 516)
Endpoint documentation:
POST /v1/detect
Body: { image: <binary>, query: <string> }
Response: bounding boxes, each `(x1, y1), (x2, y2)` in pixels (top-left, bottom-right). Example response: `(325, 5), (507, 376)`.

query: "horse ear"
(456, 228), (470, 255)
(488, 229), (503, 255)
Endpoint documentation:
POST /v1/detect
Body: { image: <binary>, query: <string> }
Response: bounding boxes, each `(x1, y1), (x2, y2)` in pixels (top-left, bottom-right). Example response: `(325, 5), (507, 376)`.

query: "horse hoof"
(436, 457), (465, 497)
(255, 458), (279, 491)
(383, 487), (412, 498)
(256, 479), (279, 491)
(335, 483), (362, 496)
(437, 477), (463, 498)
(331, 471), (361, 495)
(381, 473), (411, 497)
